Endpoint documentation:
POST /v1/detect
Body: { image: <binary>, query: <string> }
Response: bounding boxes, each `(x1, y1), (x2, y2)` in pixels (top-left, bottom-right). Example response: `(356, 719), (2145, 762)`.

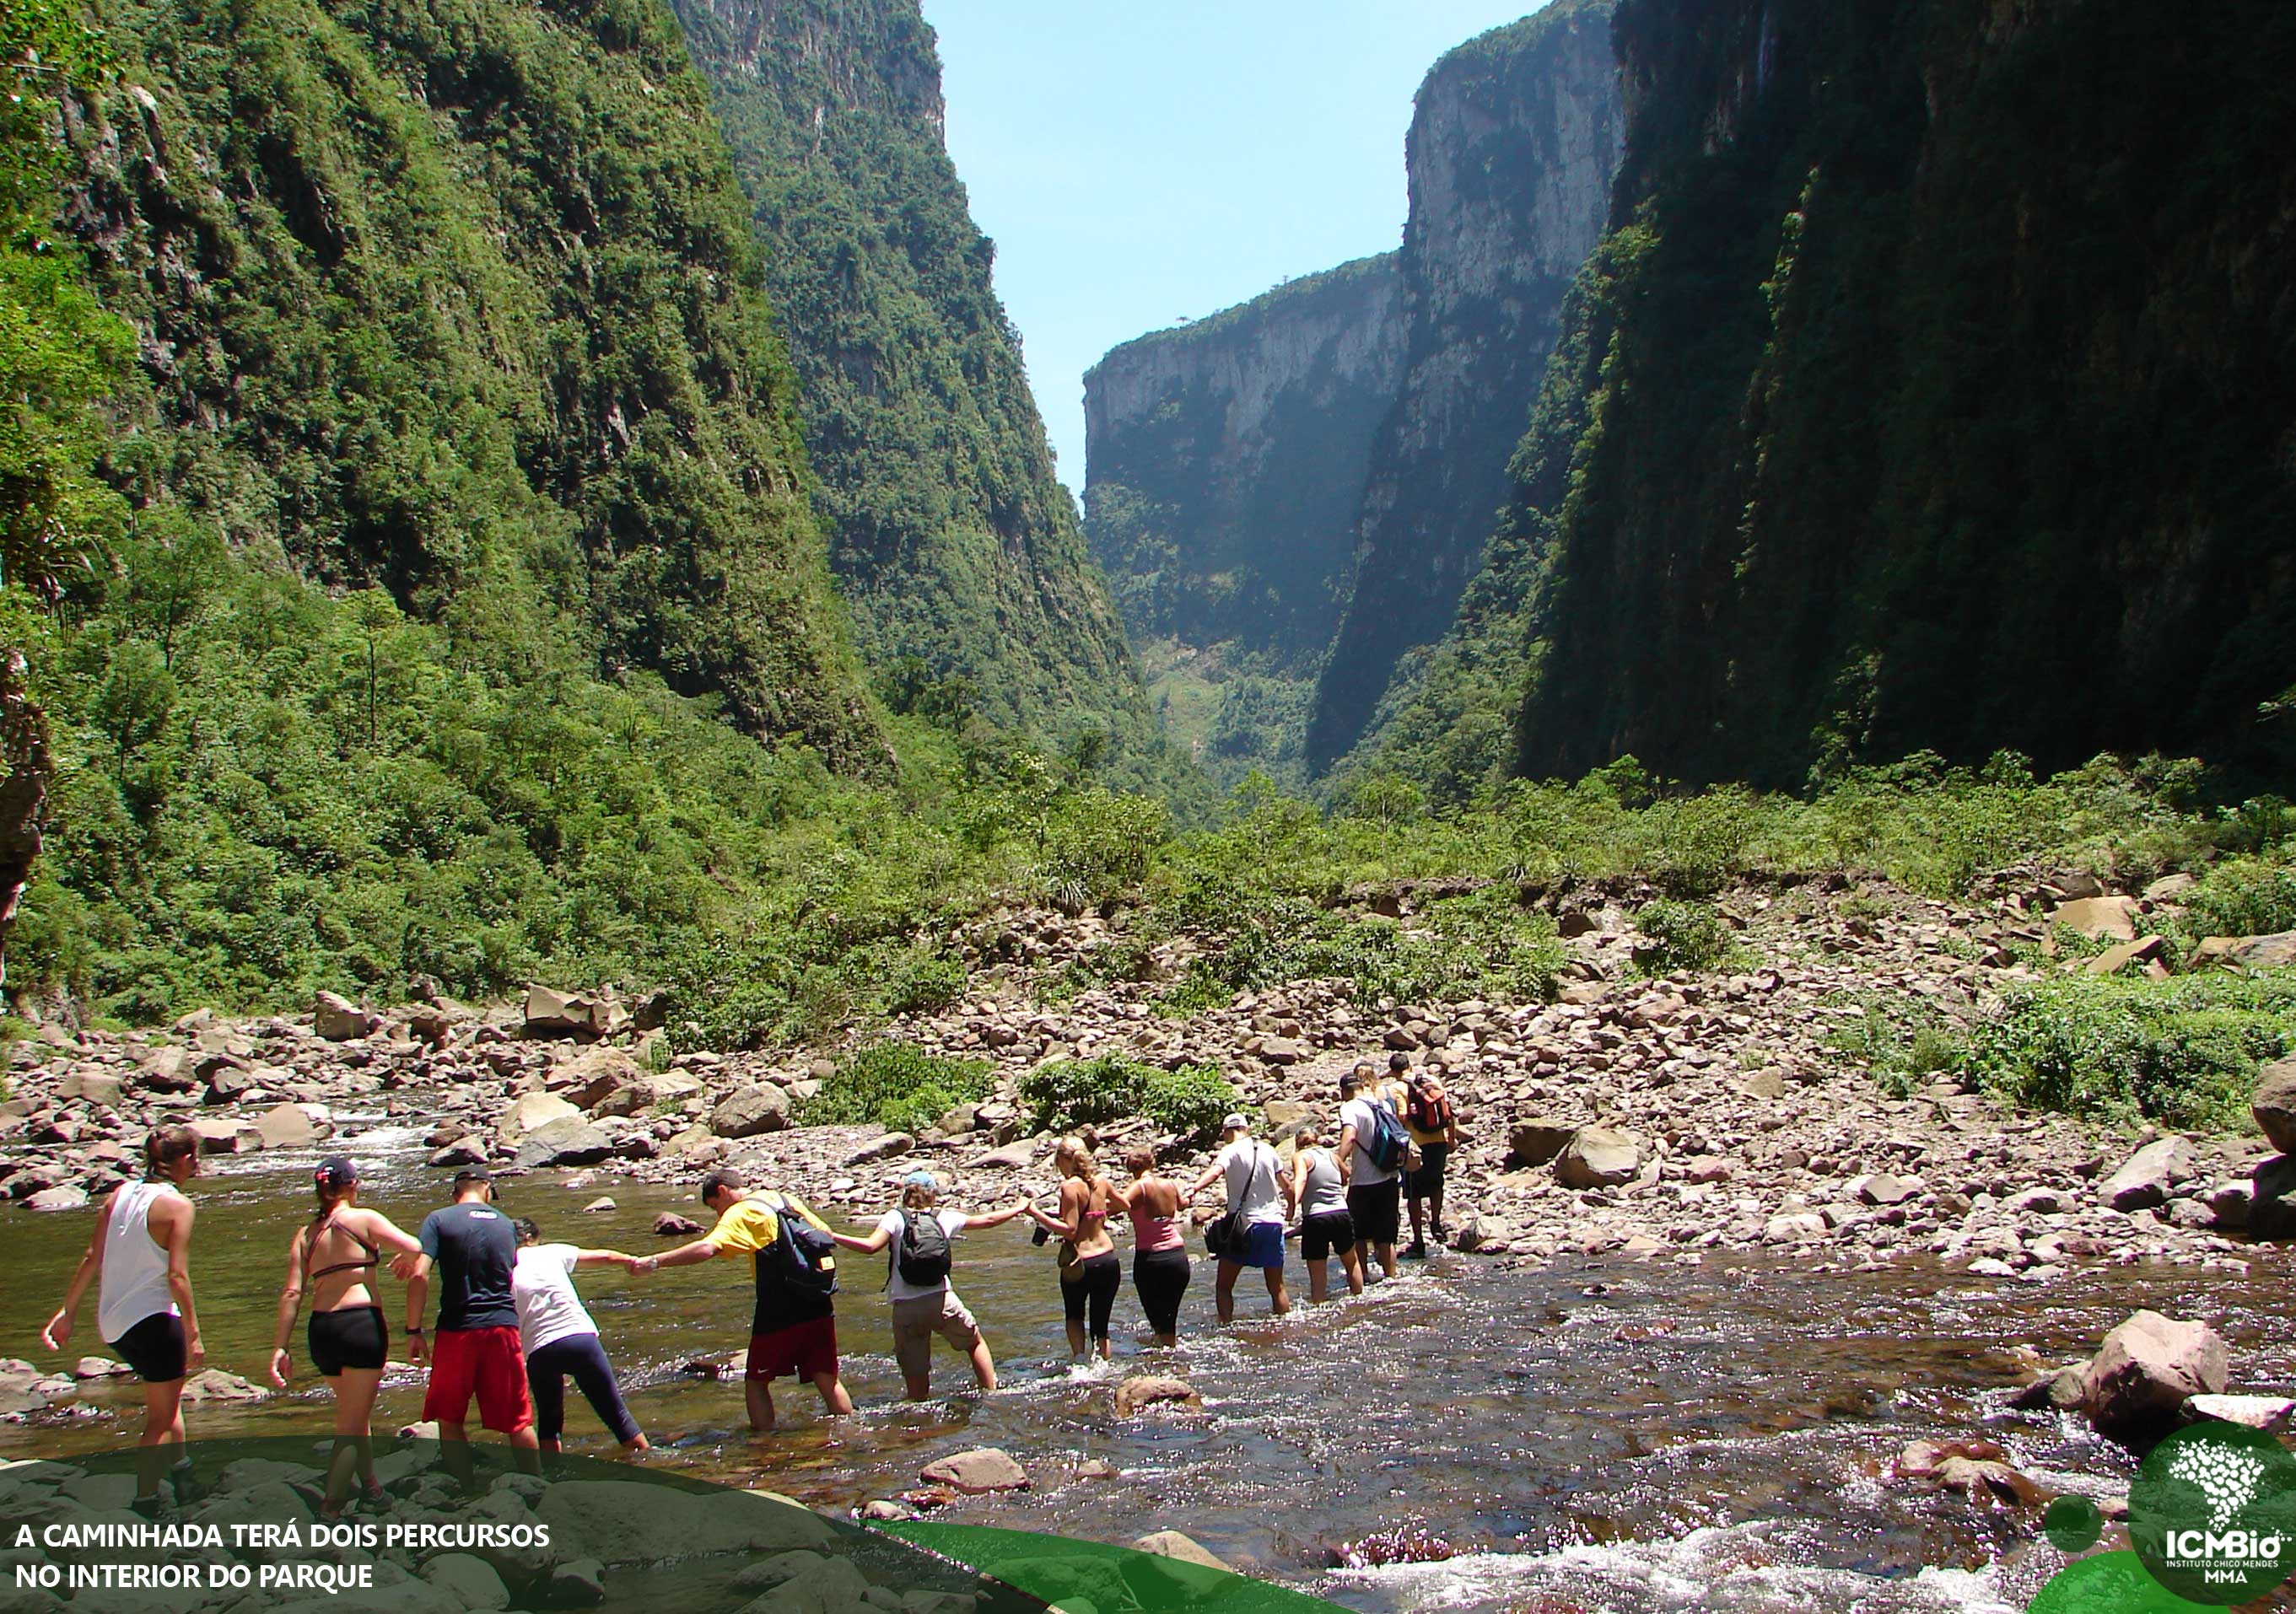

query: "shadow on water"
(7, 1145), (2293, 1613)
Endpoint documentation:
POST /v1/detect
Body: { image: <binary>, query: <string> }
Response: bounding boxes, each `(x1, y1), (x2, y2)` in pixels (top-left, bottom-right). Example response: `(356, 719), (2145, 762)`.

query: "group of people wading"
(36, 1053), (1457, 1511)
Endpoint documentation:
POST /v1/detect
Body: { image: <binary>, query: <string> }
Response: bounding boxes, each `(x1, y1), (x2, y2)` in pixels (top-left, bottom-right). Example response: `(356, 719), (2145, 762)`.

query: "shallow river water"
(5, 1122), (2292, 1614)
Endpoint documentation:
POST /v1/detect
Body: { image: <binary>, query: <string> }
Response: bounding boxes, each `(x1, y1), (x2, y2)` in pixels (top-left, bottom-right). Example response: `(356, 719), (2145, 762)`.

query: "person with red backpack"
(831, 1170), (1029, 1399)
(640, 1168), (852, 1433)
(1402, 1064), (1462, 1257)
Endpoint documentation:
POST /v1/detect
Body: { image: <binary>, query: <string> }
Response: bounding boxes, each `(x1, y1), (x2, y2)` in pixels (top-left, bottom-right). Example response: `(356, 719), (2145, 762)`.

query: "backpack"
(892, 1210), (953, 1288)
(1358, 1097), (1408, 1174)
(759, 1192), (838, 1299)
(1407, 1084), (1452, 1135)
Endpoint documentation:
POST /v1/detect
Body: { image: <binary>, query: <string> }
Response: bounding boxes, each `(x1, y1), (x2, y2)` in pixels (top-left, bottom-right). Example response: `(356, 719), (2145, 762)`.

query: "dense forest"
(665, 0), (1169, 789)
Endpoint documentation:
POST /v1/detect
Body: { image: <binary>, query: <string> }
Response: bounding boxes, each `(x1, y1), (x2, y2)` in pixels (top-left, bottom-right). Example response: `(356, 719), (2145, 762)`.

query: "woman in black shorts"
(1021, 1137), (1123, 1360)
(1291, 1125), (1364, 1304)
(267, 1157), (424, 1515)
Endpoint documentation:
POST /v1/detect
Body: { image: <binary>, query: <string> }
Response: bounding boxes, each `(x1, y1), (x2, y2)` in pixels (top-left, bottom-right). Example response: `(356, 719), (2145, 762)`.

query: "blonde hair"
(1054, 1136), (1098, 1178)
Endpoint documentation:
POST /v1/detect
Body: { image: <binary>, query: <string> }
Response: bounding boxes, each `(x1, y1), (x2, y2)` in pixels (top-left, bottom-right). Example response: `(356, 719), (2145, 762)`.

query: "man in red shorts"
(643, 1167), (851, 1433)
(406, 1167), (538, 1482)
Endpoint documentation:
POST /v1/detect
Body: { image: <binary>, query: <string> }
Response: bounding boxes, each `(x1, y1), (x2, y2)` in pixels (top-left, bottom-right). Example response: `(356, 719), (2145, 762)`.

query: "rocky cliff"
(1372, 0), (2296, 796)
(667, 0), (1164, 778)
(1302, 0), (1625, 770)
(1083, 255), (1408, 669)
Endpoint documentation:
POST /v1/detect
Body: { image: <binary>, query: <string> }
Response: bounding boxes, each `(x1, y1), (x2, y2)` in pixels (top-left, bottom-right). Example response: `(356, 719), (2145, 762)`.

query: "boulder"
(499, 1091), (581, 1145)
(73, 1355), (129, 1379)
(2254, 1057), (2296, 1156)
(2098, 1136), (2196, 1211)
(918, 1448), (1028, 1494)
(1257, 1037), (1307, 1064)
(2192, 931), (2296, 970)
(313, 991), (380, 1042)
(1764, 1212), (1829, 1243)
(533, 1481), (836, 1565)
(253, 1103), (321, 1149)
(709, 1085), (790, 1140)
(0, 1363), (74, 1414)
(2011, 1364), (2089, 1412)
(1555, 1127), (1641, 1189)
(2185, 1394), (2296, 1434)
(558, 1048), (648, 1114)
(2082, 1310), (2229, 1446)
(23, 1185), (89, 1212)
(2053, 896), (2138, 942)
(181, 1369), (267, 1404)
(1847, 1172), (1917, 1208)
(523, 985), (628, 1042)
(137, 1045), (196, 1093)
(1452, 1213), (1513, 1253)
(187, 1116), (262, 1154)
(2083, 934), (2168, 976)
(1129, 1531), (1229, 1572)
(421, 1556), (509, 1612)
(430, 1137), (489, 1169)
(515, 1117), (615, 1170)
(843, 1133), (914, 1167)
(748, 1557), (870, 1614)
(1261, 1100), (1312, 1132)
(2250, 1153), (2296, 1240)
(1935, 1455), (2046, 1508)
(1508, 1120), (1575, 1168)
(654, 1211), (703, 1236)
(62, 1069), (121, 1106)
(540, 1559), (606, 1609)
(1113, 1376), (1198, 1417)
(965, 1140), (1037, 1171)
(580, 1197), (616, 1213)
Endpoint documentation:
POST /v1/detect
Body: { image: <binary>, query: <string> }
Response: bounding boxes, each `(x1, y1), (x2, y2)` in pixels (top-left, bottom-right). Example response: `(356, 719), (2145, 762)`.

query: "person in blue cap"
(831, 1170), (1031, 1399)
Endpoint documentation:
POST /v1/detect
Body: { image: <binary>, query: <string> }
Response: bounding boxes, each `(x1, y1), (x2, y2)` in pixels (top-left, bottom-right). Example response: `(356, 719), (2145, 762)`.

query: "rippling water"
(8, 1127), (2292, 1613)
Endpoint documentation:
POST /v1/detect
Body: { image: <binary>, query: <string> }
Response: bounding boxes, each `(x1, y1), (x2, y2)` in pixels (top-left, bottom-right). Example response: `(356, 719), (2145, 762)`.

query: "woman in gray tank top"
(1290, 1124), (1366, 1305)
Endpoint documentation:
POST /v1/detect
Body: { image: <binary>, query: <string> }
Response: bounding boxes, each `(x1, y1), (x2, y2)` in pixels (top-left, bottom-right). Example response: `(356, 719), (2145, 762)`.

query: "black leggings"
(1132, 1248), (1190, 1337)
(525, 1334), (640, 1445)
(1062, 1251), (1122, 1342)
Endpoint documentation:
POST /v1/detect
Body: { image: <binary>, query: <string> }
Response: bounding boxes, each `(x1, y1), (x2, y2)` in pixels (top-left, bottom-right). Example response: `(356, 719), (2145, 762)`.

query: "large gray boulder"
(710, 1085), (791, 1139)
(499, 1092), (581, 1146)
(1509, 1120), (1575, 1167)
(2254, 1057), (2296, 1156)
(1555, 1127), (1641, 1189)
(522, 986), (628, 1042)
(2081, 1310), (2228, 1447)
(313, 991), (380, 1042)
(514, 1117), (615, 1170)
(2098, 1136), (2196, 1212)
(918, 1448), (1028, 1494)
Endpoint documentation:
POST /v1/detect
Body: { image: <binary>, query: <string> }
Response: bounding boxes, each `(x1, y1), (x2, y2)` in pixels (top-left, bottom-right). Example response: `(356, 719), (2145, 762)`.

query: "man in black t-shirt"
(407, 1168), (537, 1477)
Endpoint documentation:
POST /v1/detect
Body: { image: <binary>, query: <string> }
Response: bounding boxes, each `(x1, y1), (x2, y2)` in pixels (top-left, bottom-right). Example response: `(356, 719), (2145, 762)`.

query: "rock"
(430, 1137), (489, 1169)
(253, 1102), (320, 1149)
(23, 1186), (89, 1212)
(2143, 873), (2197, 902)
(709, 1084), (790, 1140)
(918, 1448), (1028, 1494)
(1258, 1036), (1307, 1064)
(500, 1092), (582, 1145)
(653, 1211), (703, 1236)
(1764, 1212), (1829, 1243)
(1555, 1127), (1641, 1189)
(515, 1117), (615, 1170)
(558, 1049), (648, 1114)
(2251, 1154), (2296, 1240)
(1113, 1376), (1198, 1417)
(2098, 1136), (2196, 1212)
(2192, 931), (2296, 970)
(2184, 1394), (2295, 1434)
(539, 1559), (606, 1608)
(2053, 896), (2138, 941)
(966, 1140), (1037, 1171)
(533, 1481), (836, 1564)
(0, 1364), (74, 1413)
(523, 985), (628, 1042)
(2082, 1310), (2229, 1446)
(1452, 1213), (1512, 1252)
(2083, 934), (2168, 976)
(2011, 1364), (2089, 1412)
(1738, 1070), (1789, 1101)
(313, 991), (380, 1041)
(752, 1557), (870, 1614)
(1130, 1531), (1229, 1572)
(729, 1552), (831, 1594)
(421, 1555), (509, 1611)
(1935, 1455), (2046, 1508)
(181, 1369), (267, 1404)
(580, 1197), (616, 1213)
(856, 1501), (910, 1523)
(1261, 1099), (1312, 1132)
(2254, 1057), (2296, 1155)
(1846, 1172), (1916, 1207)
(73, 1355), (130, 1379)
(62, 1070), (121, 1106)
(843, 1133), (914, 1166)
(1508, 1121), (1575, 1168)
(137, 1045), (196, 1093)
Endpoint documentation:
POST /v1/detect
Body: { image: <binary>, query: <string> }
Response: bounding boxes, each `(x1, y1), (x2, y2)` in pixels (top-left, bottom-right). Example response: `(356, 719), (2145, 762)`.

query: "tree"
(94, 638), (172, 779)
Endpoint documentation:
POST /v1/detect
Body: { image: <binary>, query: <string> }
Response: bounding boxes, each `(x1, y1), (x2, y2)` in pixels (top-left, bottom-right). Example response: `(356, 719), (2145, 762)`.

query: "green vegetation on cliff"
(666, 0), (1167, 788)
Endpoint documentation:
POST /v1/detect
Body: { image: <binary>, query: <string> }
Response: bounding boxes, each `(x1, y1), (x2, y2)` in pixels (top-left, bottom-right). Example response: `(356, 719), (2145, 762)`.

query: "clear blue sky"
(917, 0), (1550, 498)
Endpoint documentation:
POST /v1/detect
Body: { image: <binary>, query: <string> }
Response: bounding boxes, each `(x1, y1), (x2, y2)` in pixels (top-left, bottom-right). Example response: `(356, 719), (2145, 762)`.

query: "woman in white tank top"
(41, 1125), (205, 1516)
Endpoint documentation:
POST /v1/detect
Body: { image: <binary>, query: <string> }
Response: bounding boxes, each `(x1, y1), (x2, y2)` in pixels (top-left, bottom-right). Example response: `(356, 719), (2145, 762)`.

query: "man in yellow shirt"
(642, 1168), (853, 1433)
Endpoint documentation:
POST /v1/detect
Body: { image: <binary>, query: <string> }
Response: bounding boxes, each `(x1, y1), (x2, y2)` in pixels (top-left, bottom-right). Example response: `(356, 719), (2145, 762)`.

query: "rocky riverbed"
(6, 873), (2293, 1286)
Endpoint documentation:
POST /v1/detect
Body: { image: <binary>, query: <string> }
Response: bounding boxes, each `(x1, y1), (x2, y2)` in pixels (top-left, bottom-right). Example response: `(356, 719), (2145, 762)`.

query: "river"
(5, 1125), (2292, 1614)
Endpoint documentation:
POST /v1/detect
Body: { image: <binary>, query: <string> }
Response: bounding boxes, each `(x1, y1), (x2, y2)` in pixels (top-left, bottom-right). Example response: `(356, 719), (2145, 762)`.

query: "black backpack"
(892, 1210), (953, 1288)
(761, 1192), (838, 1299)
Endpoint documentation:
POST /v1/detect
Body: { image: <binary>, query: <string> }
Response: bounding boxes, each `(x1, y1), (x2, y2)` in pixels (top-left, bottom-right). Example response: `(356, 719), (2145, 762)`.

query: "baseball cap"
(315, 1156), (358, 1192)
(902, 1169), (938, 1189)
(1221, 1112), (1248, 1132)
(452, 1164), (493, 1184)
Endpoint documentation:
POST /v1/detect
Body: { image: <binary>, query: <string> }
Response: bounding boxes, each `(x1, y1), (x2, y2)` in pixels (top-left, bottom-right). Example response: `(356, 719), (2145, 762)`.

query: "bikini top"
(307, 1213), (381, 1282)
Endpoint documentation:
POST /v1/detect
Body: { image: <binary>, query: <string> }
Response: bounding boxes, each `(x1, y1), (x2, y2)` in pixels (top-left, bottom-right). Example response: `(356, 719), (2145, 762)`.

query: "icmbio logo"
(2128, 1422), (2296, 1604)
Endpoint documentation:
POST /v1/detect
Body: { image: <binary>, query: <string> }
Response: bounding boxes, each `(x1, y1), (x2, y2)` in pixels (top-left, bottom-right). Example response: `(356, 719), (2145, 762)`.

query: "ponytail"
(144, 1124), (199, 1179)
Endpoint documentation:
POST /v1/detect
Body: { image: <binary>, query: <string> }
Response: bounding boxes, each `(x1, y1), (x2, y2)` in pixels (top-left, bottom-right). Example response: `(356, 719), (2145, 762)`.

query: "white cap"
(1221, 1113), (1249, 1133)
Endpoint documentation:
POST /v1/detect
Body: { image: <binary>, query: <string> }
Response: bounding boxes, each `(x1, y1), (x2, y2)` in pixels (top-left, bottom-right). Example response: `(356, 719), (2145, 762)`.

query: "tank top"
(98, 1180), (180, 1342)
(1300, 1148), (1347, 1219)
(1127, 1187), (1184, 1253)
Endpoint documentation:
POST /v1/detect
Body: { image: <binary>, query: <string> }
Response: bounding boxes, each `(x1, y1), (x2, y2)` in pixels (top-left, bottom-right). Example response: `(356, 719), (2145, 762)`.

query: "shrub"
(883, 952), (967, 1016)
(1018, 1056), (1149, 1132)
(2179, 857), (2296, 940)
(1965, 974), (2296, 1129)
(795, 1041), (994, 1136)
(1631, 899), (1737, 974)
(1141, 1063), (1237, 1139)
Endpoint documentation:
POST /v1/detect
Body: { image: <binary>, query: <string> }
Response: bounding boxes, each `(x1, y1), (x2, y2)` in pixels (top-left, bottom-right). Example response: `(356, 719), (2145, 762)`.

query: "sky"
(917, 0), (1552, 498)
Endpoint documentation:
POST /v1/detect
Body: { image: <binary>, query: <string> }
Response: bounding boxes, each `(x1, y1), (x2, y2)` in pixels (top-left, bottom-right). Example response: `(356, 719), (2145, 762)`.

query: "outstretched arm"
(363, 1210), (425, 1259)
(641, 1237), (722, 1272)
(574, 1249), (639, 1268)
(1185, 1159), (1224, 1201)
(961, 1202), (1028, 1231)
(832, 1227), (892, 1254)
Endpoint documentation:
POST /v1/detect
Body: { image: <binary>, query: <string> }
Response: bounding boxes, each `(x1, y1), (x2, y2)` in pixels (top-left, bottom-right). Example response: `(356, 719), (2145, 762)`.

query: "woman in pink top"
(1119, 1145), (1190, 1347)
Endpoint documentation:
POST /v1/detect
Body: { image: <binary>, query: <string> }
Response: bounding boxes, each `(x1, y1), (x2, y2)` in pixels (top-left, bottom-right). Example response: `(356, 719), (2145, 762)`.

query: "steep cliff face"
(1303, 0), (1625, 770)
(667, 0), (1161, 776)
(1083, 256), (1408, 670)
(1404, 0), (2296, 793)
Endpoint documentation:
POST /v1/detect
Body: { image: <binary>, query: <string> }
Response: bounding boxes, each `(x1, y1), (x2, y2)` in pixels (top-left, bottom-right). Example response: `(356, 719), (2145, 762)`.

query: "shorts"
(1061, 1251), (1122, 1342)
(422, 1326), (535, 1434)
(1404, 1141), (1451, 1196)
(891, 1291), (983, 1381)
(1348, 1178), (1402, 1246)
(1131, 1247), (1190, 1337)
(746, 1315), (839, 1383)
(309, 1305), (388, 1376)
(1301, 1209), (1356, 1262)
(109, 1312), (186, 1384)
(1224, 1219), (1285, 1271)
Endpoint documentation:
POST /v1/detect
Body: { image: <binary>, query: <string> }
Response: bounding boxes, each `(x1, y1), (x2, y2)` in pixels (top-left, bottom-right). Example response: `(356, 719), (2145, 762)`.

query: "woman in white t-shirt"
(833, 1170), (1030, 1398)
(509, 1219), (647, 1455)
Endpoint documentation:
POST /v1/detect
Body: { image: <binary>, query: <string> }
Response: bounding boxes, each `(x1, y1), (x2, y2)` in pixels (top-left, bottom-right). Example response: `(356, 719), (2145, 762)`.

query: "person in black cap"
(267, 1156), (425, 1516)
(404, 1165), (539, 1481)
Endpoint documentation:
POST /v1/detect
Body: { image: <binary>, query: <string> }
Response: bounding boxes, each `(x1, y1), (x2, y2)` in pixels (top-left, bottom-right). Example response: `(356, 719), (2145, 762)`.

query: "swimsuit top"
(307, 1213), (380, 1283)
(1127, 1185), (1184, 1253)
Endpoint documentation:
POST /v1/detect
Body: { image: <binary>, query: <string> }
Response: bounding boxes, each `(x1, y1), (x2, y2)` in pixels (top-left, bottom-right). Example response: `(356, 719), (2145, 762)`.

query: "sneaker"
(1404, 1240), (1428, 1259)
